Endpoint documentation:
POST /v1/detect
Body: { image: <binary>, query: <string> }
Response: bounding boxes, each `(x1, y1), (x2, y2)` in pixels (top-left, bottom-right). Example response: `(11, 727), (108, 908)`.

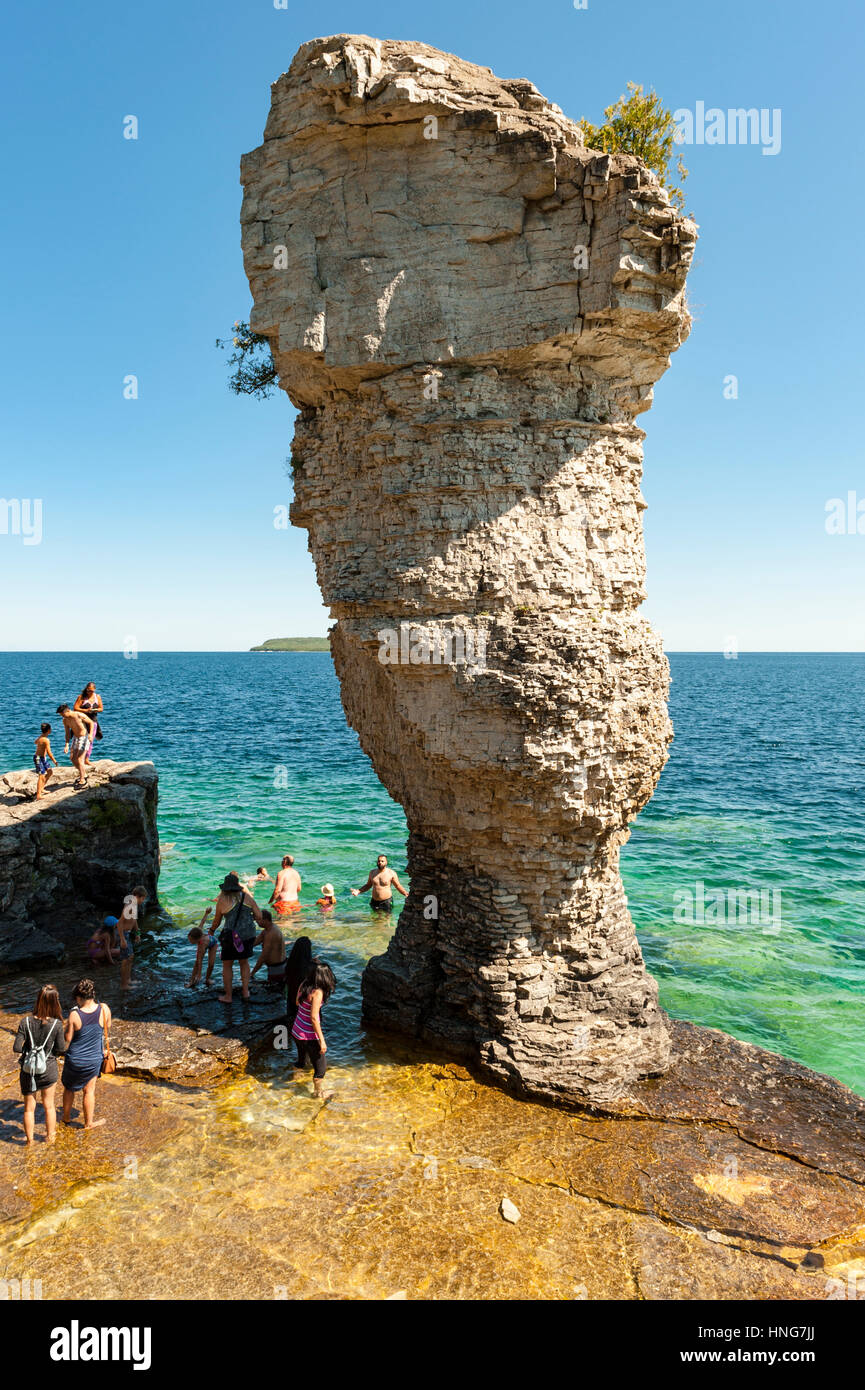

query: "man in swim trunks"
(56, 704), (95, 788)
(251, 909), (287, 989)
(271, 855), (302, 917)
(33, 722), (58, 799)
(351, 855), (408, 913)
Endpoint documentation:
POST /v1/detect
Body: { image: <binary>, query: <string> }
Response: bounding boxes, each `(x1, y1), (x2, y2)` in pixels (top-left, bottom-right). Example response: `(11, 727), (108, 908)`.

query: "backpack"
(225, 896), (256, 944)
(20, 1017), (60, 1078)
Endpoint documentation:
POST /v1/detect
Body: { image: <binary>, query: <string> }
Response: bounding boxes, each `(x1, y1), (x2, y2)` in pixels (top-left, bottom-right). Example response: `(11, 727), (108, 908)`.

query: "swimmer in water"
(351, 855), (408, 914)
(243, 866), (273, 895)
(316, 884), (336, 909)
(271, 855), (302, 917)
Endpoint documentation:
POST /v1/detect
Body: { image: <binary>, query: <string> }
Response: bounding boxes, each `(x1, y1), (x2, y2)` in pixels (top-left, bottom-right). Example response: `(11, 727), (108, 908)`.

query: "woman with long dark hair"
(73, 682), (103, 765)
(291, 958), (336, 1099)
(12, 984), (66, 1144)
(283, 936), (313, 1027)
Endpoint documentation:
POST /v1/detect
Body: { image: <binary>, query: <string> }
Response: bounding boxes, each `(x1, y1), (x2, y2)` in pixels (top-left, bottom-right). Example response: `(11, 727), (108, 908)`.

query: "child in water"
(316, 884), (336, 909)
(86, 916), (119, 966)
(33, 723), (58, 799)
(187, 907), (218, 987)
(291, 959), (336, 1099)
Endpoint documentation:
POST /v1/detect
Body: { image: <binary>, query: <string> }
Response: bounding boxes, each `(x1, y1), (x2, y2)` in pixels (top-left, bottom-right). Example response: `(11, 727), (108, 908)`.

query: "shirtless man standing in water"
(351, 855), (408, 914)
(271, 855), (302, 918)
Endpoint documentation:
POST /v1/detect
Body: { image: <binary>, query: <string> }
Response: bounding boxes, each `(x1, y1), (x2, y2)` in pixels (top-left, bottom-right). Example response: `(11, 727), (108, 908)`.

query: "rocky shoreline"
(0, 743), (863, 1296)
(0, 996), (863, 1298)
(0, 760), (159, 975)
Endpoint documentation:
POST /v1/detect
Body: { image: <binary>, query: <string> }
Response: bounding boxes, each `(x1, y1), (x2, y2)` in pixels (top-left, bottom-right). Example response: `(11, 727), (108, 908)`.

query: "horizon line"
(0, 649), (864, 657)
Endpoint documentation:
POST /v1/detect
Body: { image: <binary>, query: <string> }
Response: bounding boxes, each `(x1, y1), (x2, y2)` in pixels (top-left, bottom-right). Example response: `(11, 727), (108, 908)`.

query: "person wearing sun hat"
(212, 871), (263, 1002)
(316, 884), (336, 910)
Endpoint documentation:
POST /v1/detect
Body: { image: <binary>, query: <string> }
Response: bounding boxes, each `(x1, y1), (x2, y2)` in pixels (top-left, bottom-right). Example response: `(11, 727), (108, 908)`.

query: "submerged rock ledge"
(0, 1002), (862, 1298)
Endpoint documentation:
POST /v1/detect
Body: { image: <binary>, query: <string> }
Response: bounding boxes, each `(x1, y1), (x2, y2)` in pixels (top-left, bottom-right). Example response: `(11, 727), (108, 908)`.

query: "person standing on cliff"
(351, 855), (408, 914)
(271, 855), (302, 918)
(73, 682), (103, 765)
(56, 704), (95, 788)
(33, 722), (58, 799)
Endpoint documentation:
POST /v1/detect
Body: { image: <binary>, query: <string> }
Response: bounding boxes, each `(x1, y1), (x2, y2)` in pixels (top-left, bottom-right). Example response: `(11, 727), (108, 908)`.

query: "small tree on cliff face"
(580, 83), (688, 209)
(215, 320), (278, 398)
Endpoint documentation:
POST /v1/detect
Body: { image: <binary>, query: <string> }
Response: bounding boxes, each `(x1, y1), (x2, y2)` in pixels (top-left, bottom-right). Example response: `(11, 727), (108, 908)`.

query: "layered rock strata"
(0, 761), (160, 973)
(241, 36), (697, 1102)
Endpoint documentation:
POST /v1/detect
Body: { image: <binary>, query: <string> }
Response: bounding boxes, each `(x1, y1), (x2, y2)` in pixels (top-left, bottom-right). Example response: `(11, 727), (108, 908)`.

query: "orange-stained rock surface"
(1, 1013), (862, 1300)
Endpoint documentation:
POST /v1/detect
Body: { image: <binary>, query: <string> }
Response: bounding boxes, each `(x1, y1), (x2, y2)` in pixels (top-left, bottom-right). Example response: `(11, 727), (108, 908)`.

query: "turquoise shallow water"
(1, 651), (863, 1094)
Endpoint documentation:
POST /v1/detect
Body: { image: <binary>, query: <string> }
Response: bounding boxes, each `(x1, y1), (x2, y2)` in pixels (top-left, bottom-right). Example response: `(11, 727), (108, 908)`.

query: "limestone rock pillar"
(241, 35), (696, 1102)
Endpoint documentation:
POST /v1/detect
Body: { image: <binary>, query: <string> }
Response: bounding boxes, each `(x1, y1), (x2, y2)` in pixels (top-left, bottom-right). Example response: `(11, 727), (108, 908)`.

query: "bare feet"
(314, 1088), (333, 1101)
(218, 995), (232, 1003)
(46, 1135), (56, 1145)
(84, 1119), (106, 1130)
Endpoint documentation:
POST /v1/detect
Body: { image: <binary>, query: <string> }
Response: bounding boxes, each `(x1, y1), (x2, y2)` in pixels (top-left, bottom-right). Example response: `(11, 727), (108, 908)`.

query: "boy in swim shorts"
(33, 723), (58, 799)
(56, 705), (95, 788)
(116, 885), (146, 990)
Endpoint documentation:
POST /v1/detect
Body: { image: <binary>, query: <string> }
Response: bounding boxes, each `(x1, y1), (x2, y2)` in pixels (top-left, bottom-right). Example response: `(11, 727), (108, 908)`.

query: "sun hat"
(219, 873), (242, 893)
(320, 884), (335, 897)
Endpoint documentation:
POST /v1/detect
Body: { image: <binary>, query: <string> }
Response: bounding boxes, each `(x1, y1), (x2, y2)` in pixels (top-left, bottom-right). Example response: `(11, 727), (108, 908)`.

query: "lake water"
(1, 650), (863, 1093)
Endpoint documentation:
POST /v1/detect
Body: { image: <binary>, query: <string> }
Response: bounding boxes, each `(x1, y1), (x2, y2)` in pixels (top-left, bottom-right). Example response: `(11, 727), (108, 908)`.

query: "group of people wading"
(11, 852), (408, 1139)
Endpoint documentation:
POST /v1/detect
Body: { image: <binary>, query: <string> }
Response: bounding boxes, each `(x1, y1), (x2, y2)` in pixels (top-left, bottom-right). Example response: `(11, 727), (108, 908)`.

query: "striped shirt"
(291, 995), (318, 1042)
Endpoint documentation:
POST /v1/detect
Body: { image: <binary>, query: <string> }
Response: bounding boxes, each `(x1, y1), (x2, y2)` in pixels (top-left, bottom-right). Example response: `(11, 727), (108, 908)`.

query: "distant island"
(250, 637), (330, 651)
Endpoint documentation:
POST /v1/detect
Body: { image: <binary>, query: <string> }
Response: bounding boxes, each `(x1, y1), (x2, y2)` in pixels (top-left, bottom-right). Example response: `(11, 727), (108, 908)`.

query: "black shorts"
(20, 1061), (59, 1096)
(221, 933), (255, 961)
(294, 1039), (326, 1080)
(371, 897), (393, 913)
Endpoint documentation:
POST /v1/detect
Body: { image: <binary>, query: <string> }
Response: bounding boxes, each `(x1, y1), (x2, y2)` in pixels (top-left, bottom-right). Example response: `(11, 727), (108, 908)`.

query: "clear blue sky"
(1, 0), (862, 651)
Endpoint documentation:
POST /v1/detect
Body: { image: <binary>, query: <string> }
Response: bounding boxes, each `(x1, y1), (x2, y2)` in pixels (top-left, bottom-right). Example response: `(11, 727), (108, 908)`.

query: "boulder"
(0, 761), (160, 972)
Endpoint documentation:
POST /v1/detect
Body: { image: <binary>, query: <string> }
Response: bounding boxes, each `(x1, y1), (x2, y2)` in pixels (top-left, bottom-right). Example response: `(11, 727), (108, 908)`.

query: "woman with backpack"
(61, 978), (112, 1130)
(212, 872), (263, 1003)
(12, 984), (67, 1145)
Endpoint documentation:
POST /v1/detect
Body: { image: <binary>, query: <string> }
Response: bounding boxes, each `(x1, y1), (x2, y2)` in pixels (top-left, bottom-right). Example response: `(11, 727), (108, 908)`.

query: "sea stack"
(241, 36), (697, 1102)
